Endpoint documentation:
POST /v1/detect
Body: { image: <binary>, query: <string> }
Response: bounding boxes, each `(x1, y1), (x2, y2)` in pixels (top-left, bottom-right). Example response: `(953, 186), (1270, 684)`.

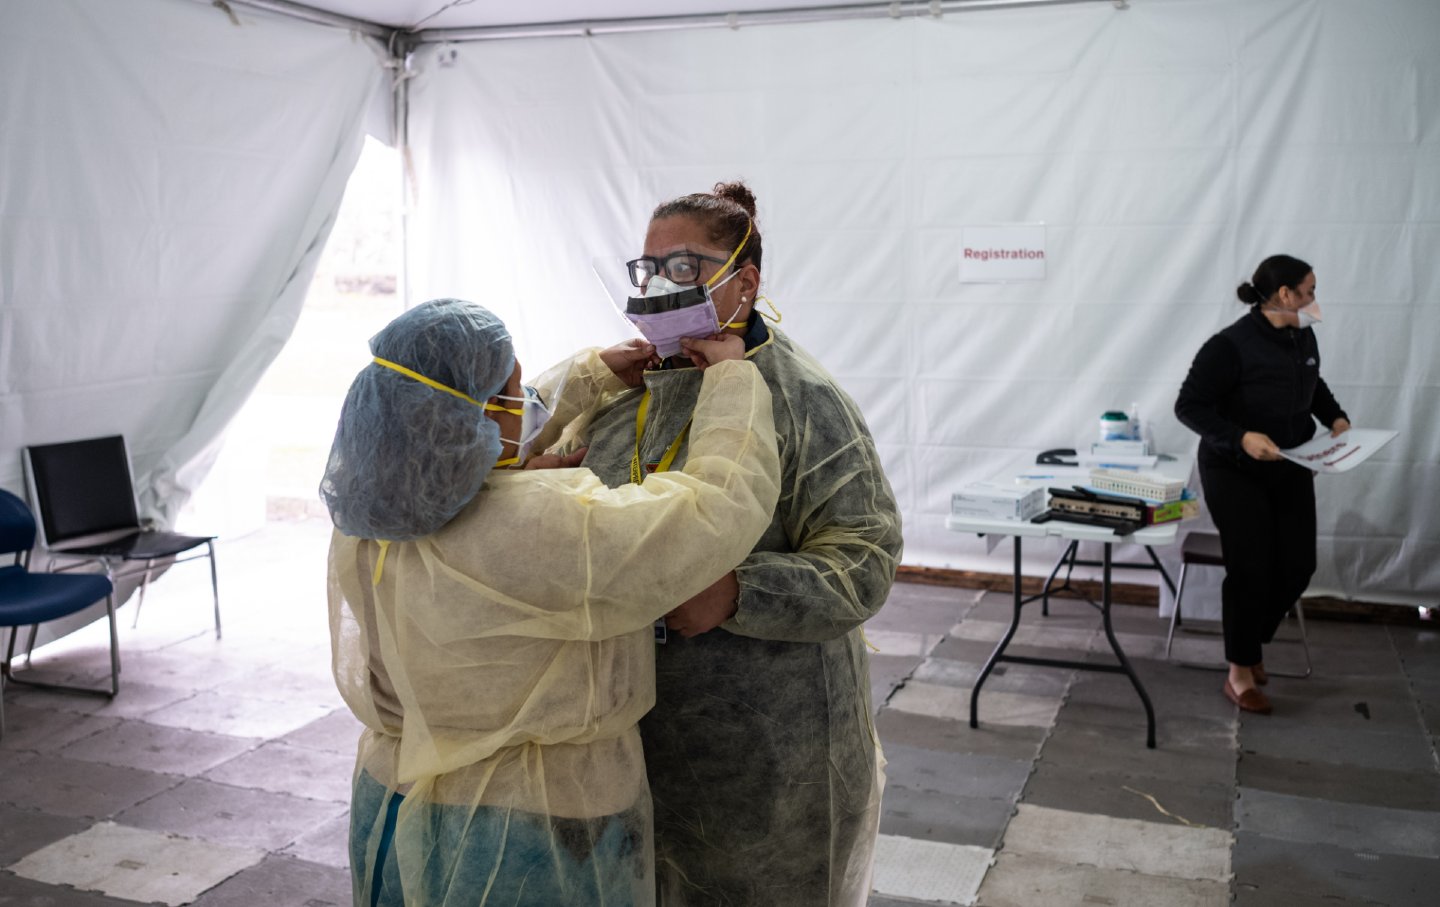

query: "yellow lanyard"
(630, 389), (690, 485)
(372, 540), (391, 586)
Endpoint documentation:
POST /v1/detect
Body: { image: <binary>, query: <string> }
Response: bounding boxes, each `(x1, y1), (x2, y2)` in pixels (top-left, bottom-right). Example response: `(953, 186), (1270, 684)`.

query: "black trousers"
(1198, 458), (1316, 666)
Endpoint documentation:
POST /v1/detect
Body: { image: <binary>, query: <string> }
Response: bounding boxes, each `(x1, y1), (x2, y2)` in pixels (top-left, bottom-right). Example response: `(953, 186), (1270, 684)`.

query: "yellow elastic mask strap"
(371, 539), (391, 587)
(703, 219), (753, 289)
(755, 294), (782, 323)
(373, 357), (482, 407)
(485, 402), (524, 467)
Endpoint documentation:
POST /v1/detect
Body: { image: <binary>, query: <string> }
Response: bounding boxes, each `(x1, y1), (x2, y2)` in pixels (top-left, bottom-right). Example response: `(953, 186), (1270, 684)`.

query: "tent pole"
(412, 0), (1123, 44)
(209, 0), (396, 40)
(393, 35), (416, 312)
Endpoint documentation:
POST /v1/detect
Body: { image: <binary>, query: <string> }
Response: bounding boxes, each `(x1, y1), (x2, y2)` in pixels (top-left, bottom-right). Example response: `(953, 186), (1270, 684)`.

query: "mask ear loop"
(754, 295), (783, 323)
(484, 399), (526, 468)
(719, 303), (747, 330)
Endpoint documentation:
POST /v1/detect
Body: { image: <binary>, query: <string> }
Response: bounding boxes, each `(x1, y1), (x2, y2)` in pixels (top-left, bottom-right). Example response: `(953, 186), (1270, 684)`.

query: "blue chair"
(0, 488), (119, 740)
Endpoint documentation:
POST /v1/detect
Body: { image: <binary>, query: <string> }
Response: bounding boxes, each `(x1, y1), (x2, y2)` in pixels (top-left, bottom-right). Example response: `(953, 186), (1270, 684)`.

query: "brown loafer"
(1253, 663), (1268, 686)
(1224, 679), (1272, 715)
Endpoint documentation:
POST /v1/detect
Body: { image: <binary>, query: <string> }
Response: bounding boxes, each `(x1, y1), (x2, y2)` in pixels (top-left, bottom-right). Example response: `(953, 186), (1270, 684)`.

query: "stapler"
(1036, 448), (1078, 466)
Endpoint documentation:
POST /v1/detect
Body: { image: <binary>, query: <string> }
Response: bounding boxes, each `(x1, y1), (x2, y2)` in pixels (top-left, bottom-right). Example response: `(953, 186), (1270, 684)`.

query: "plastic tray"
(1087, 468), (1184, 503)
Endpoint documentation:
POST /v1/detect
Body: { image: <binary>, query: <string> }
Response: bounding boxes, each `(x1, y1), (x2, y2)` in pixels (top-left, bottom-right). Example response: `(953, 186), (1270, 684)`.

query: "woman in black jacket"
(1175, 254), (1349, 714)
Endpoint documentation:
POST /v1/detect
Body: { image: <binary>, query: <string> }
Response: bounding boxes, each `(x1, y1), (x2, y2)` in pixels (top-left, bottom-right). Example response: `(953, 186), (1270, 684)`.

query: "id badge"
(653, 619), (668, 644)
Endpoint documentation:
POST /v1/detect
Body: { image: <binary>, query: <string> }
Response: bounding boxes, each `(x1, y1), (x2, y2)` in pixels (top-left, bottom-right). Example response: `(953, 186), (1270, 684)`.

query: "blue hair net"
(320, 299), (515, 540)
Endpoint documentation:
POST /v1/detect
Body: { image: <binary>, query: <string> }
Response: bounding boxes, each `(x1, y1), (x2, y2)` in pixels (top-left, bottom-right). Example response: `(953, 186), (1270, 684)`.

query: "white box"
(951, 482), (1046, 521)
(1091, 439), (1151, 456)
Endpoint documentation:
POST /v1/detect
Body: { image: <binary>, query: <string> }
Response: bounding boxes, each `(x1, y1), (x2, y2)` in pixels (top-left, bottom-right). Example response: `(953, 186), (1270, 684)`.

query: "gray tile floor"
(2, 518), (1438, 905)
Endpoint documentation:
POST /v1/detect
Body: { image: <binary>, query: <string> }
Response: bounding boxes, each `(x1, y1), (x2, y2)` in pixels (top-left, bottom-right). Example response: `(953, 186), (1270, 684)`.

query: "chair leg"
(104, 592), (121, 694)
(1295, 601), (1313, 677)
(1266, 600), (1313, 680)
(132, 559), (156, 629)
(0, 629), (8, 740)
(3, 598), (121, 702)
(208, 541), (222, 639)
(1169, 564), (1231, 674)
(1165, 563), (1188, 659)
(24, 624), (38, 666)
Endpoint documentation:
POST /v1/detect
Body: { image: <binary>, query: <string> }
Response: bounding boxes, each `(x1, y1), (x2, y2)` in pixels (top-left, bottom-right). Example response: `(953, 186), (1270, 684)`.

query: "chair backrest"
(0, 488), (37, 559)
(23, 435), (141, 548)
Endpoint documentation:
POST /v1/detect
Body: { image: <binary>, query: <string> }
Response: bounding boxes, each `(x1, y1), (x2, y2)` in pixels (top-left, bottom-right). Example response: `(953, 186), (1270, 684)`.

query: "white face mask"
(1266, 301), (1321, 329)
(643, 275), (692, 298)
(495, 386), (552, 464)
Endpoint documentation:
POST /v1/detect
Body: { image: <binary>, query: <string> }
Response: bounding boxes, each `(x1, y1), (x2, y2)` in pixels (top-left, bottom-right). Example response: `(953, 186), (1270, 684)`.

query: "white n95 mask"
(493, 386), (552, 466)
(1267, 301), (1322, 329)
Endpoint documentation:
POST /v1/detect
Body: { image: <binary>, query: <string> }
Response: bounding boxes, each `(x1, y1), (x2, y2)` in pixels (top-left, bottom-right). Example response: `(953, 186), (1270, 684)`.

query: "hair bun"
(711, 180), (758, 217)
(1236, 282), (1261, 305)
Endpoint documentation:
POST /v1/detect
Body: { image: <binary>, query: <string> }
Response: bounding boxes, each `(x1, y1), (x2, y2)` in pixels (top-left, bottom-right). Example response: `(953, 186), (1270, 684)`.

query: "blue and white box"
(952, 482), (1046, 521)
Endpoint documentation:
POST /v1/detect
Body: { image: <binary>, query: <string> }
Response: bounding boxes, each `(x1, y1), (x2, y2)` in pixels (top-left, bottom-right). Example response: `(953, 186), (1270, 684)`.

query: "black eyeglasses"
(625, 251), (731, 288)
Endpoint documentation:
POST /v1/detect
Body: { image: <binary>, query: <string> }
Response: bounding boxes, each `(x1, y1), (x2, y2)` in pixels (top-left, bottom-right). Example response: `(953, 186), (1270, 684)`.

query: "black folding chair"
(1164, 531), (1311, 678)
(0, 488), (119, 739)
(23, 435), (220, 638)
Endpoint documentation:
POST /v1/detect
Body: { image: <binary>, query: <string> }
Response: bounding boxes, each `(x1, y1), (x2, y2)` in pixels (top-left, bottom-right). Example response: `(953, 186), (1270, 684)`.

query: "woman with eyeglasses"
(579, 181), (902, 906)
(322, 298), (781, 906)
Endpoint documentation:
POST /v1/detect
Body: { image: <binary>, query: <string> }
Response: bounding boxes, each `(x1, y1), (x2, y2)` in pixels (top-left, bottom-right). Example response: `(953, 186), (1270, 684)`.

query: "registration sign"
(959, 224), (1047, 282)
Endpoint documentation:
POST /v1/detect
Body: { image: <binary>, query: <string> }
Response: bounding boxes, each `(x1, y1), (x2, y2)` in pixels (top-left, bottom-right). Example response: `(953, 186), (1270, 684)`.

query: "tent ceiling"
(285, 0), (887, 31)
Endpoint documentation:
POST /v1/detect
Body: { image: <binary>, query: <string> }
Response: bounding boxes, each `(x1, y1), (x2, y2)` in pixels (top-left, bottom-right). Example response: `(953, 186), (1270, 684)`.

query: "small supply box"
(1088, 468), (1185, 503)
(1091, 439), (1151, 457)
(952, 482), (1046, 522)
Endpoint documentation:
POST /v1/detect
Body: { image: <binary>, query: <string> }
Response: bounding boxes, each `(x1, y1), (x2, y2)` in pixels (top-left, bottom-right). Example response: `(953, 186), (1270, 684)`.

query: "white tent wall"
(0, 0), (387, 543)
(406, 0), (1439, 606)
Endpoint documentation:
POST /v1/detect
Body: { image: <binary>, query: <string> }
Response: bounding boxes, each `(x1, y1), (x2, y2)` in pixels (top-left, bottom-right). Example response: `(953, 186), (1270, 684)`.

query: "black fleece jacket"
(1175, 307), (1347, 471)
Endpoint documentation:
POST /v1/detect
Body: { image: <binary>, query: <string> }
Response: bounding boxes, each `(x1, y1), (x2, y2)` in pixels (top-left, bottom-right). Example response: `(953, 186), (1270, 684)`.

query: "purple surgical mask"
(624, 270), (743, 358)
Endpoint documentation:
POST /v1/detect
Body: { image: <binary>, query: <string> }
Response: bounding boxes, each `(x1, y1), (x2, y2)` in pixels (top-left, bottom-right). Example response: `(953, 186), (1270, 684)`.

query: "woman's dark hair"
(651, 180), (763, 272)
(1237, 254), (1312, 305)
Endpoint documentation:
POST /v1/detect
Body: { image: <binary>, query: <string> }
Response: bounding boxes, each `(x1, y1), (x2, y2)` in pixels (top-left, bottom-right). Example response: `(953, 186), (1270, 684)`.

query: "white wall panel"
(912, 303), (1076, 383)
(768, 228), (905, 304)
(779, 300), (909, 382)
(1, 0), (386, 523)
(914, 74), (1079, 157)
(762, 87), (910, 162)
(917, 155), (1076, 227)
(768, 161), (907, 233)
(1238, 148), (1418, 226)
(1070, 225), (1231, 307)
(1073, 150), (1232, 226)
(408, 0), (1440, 604)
